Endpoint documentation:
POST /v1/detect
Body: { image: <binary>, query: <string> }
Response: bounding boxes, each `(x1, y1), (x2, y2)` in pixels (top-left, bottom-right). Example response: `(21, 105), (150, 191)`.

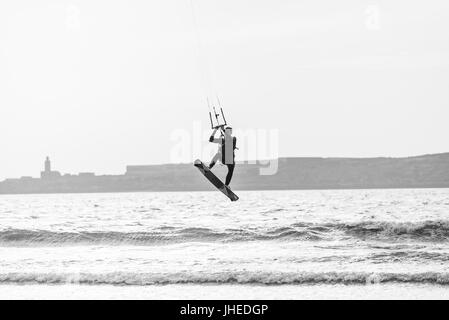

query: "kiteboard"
(194, 159), (239, 202)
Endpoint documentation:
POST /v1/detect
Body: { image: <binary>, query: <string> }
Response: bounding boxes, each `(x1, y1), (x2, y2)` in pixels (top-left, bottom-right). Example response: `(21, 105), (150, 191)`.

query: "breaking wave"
(333, 220), (449, 240)
(1, 220), (449, 246)
(0, 228), (321, 246)
(2, 271), (449, 285)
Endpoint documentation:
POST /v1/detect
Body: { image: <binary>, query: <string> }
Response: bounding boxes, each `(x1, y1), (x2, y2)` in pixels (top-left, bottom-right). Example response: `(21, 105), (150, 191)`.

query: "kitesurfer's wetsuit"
(209, 129), (237, 186)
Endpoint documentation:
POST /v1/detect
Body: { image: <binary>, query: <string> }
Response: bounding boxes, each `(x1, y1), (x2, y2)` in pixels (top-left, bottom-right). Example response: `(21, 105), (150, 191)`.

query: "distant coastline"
(1, 153), (448, 195)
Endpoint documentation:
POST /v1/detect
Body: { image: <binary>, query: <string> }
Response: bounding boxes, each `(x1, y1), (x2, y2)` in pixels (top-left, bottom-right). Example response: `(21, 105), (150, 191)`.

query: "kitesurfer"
(208, 126), (237, 186)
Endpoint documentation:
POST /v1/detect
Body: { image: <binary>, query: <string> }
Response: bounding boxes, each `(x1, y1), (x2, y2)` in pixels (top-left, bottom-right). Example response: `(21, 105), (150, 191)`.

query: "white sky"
(0, 0), (448, 179)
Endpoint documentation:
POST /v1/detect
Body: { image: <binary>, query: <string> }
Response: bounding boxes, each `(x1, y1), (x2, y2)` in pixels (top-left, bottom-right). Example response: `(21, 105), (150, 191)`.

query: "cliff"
(0, 153), (448, 194)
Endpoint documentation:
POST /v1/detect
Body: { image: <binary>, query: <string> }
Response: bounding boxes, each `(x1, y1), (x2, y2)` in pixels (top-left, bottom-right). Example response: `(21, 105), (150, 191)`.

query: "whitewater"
(0, 189), (449, 299)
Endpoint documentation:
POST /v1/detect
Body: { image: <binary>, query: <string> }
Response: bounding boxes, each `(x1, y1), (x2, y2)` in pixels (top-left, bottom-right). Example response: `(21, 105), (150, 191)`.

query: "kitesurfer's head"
(225, 127), (233, 135)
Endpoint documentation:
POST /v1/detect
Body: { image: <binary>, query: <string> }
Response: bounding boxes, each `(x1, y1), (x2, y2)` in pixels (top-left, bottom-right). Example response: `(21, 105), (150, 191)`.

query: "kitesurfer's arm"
(209, 128), (221, 143)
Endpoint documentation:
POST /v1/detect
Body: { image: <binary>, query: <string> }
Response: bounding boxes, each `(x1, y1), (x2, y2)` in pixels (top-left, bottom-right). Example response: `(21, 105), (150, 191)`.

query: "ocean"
(1, 189), (449, 299)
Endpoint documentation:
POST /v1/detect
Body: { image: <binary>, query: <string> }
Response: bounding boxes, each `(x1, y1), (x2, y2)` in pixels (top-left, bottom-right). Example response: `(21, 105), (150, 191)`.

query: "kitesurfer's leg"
(225, 164), (235, 186)
(209, 152), (220, 169)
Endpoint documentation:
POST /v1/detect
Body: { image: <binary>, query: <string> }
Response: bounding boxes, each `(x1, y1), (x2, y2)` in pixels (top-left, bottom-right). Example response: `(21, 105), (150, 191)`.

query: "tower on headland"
(40, 156), (61, 179)
(45, 156), (51, 173)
